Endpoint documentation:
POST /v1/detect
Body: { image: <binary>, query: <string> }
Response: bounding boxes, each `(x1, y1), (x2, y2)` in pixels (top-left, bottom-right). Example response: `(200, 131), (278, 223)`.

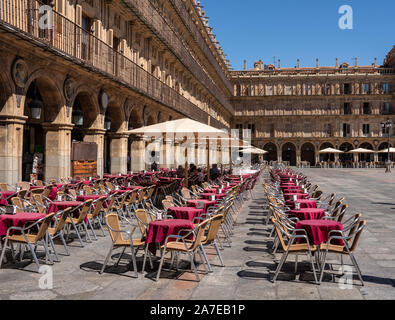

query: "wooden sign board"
(72, 142), (98, 161)
(72, 161), (97, 179)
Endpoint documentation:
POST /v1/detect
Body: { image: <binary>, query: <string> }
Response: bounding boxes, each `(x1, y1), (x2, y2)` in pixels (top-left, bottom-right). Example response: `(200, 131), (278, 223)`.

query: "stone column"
(109, 133), (128, 174)
(42, 123), (73, 182)
(130, 137), (146, 171)
(83, 128), (106, 177)
(296, 150), (301, 166)
(0, 115), (26, 185)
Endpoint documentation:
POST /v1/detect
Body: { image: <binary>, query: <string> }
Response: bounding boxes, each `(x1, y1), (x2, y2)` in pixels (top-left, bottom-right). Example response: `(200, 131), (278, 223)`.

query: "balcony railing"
(122, 0), (234, 113)
(0, 0), (225, 129)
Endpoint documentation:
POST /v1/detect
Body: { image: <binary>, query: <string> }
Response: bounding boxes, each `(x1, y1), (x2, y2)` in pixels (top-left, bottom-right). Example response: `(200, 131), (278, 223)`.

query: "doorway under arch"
(282, 142), (296, 166)
(301, 143), (316, 166)
(263, 142), (277, 162)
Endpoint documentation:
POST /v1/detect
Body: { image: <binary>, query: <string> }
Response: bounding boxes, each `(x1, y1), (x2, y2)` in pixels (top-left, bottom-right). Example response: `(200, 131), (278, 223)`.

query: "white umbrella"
(318, 147), (344, 154)
(378, 147), (395, 153)
(126, 118), (230, 185)
(348, 148), (374, 153)
(239, 147), (268, 154)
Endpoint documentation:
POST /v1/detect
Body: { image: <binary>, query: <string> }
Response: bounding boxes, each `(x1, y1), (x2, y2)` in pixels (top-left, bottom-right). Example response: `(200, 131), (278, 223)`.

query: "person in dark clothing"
(209, 164), (220, 180)
(151, 161), (158, 171)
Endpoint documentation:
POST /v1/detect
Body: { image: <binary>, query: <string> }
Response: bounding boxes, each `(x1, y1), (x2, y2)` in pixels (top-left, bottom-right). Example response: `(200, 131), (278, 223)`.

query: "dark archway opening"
(301, 143), (316, 166)
(282, 143), (296, 166)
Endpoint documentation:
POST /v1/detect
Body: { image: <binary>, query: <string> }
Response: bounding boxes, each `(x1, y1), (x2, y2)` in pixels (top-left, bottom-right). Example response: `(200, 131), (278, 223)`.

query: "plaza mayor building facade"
(0, 0), (394, 184)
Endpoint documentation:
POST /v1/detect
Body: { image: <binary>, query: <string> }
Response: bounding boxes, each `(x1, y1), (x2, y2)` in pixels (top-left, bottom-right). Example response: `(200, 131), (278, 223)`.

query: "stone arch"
(128, 107), (144, 129)
(23, 73), (63, 123)
(319, 142), (334, 162)
(359, 142), (374, 162)
(0, 69), (14, 114)
(22, 74), (64, 182)
(147, 113), (156, 126)
(263, 142), (277, 162)
(281, 142), (297, 166)
(339, 142), (354, 164)
(378, 142), (393, 162)
(301, 142), (316, 166)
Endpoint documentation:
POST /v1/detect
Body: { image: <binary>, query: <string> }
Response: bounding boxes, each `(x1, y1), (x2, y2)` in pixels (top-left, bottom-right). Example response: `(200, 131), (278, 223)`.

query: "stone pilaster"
(108, 133), (129, 174)
(42, 122), (73, 182)
(0, 114), (26, 185)
(130, 137), (146, 171)
(83, 128), (106, 177)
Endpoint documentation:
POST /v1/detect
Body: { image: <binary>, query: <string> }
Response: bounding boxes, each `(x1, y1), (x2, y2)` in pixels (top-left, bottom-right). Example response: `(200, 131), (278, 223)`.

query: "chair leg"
(197, 247), (209, 274)
(200, 244), (213, 272)
(82, 222), (92, 243)
(100, 244), (114, 274)
(129, 246), (139, 278)
(156, 248), (167, 281)
(273, 250), (289, 282)
(59, 232), (70, 256)
(186, 250), (200, 282)
(26, 241), (41, 270)
(115, 247), (126, 267)
(70, 221), (84, 247)
(0, 238), (9, 269)
(48, 236), (60, 262)
(87, 219), (98, 241)
(349, 252), (364, 286)
(213, 240), (225, 267)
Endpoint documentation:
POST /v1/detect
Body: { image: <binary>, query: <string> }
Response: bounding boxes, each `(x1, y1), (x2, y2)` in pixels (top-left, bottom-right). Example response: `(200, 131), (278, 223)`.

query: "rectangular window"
(343, 123), (351, 137)
(381, 83), (390, 94)
(363, 83), (370, 94)
(285, 85), (292, 95)
(305, 84), (312, 95)
(344, 83), (351, 95)
(382, 102), (390, 115)
(362, 124), (370, 135)
(363, 103), (371, 115)
(344, 103), (352, 115)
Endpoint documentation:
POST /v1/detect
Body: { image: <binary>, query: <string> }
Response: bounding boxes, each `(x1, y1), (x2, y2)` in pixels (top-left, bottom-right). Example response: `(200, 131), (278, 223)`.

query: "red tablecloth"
(187, 200), (217, 213)
(283, 193), (309, 201)
(47, 201), (83, 214)
(280, 183), (296, 187)
(204, 188), (218, 194)
(288, 208), (325, 220)
(167, 207), (204, 221)
(146, 219), (194, 254)
(285, 199), (317, 210)
(0, 212), (46, 236)
(200, 193), (226, 201)
(0, 191), (16, 206)
(281, 186), (302, 192)
(295, 220), (343, 245)
(76, 195), (103, 202)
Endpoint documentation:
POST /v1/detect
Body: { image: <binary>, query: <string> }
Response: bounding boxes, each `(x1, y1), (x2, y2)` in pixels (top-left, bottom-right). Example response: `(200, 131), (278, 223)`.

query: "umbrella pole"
(184, 136), (188, 188)
(206, 137), (210, 182)
(229, 133), (232, 174)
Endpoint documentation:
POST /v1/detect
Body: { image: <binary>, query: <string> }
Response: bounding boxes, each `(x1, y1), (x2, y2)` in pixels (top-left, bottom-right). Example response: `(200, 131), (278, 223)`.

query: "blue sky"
(201, 0), (395, 70)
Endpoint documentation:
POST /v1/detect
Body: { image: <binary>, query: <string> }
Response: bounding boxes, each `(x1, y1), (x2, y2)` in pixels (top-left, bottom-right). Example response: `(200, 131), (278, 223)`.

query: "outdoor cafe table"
(76, 195), (103, 202)
(0, 191), (16, 206)
(0, 212), (46, 236)
(146, 219), (194, 254)
(283, 193), (309, 201)
(285, 199), (317, 210)
(47, 201), (83, 215)
(288, 208), (325, 221)
(295, 220), (343, 246)
(167, 207), (204, 221)
(187, 200), (217, 213)
(199, 193), (227, 201)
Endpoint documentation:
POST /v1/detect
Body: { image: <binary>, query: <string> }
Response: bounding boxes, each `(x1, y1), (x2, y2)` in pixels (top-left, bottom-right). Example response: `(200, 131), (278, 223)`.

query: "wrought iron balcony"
(0, 0), (226, 129)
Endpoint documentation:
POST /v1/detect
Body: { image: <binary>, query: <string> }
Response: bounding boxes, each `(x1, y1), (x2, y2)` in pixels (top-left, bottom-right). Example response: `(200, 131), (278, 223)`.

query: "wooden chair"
(0, 183), (8, 191)
(0, 213), (56, 271)
(17, 181), (30, 191)
(100, 213), (152, 277)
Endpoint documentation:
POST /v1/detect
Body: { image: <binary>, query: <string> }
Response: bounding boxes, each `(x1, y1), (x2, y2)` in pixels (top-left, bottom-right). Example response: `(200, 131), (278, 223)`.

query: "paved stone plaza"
(0, 168), (394, 300)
